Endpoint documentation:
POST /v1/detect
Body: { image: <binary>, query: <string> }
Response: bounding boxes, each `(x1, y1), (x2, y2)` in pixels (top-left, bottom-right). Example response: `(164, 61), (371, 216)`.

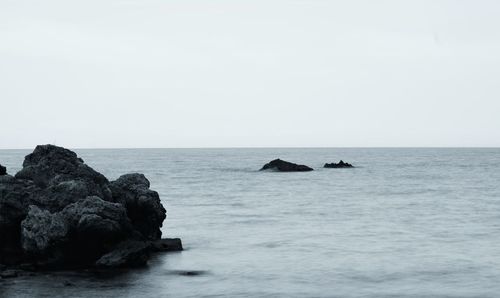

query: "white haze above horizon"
(1, 0), (499, 149)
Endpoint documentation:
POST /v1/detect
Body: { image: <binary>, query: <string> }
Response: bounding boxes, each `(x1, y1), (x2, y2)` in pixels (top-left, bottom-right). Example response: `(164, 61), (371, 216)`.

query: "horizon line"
(1, 146), (499, 150)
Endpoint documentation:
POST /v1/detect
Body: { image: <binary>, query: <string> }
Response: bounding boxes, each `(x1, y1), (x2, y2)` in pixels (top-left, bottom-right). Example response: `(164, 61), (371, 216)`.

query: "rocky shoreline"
(0, 145), (181, 278)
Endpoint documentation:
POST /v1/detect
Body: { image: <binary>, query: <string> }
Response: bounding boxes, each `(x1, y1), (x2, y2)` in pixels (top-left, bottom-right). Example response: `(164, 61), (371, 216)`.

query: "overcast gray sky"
(1, 0), (499, 148)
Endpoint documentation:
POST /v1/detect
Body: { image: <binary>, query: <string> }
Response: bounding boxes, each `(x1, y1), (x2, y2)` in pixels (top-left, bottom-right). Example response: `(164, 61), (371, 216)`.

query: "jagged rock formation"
(260, 159), (313, 172)
(324, 160), (354, 168)
(0, 145), (181, 271)
(0, 164), (6, 176)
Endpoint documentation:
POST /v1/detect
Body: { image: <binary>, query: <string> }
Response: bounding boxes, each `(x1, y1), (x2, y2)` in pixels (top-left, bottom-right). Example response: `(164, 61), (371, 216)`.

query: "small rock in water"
(260, 159), (313, 172)
(175, 270), (206, 276)
(150, 238), (183, 252)
(324, 160), (354, 168)
(63, 281), (75, 287)
(0, 164), (6, 176)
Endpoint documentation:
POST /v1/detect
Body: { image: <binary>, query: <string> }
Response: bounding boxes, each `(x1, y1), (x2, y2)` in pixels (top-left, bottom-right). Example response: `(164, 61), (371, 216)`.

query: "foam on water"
(1, 148), (500, 297)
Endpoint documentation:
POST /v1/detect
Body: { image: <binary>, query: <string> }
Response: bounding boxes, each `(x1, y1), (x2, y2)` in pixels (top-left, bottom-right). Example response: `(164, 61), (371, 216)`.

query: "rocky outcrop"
(0, 145), (181, 271)
(324, 160), (353, 168)
(260, 159), (313, 172)
(15, 145), (112, 212)
(0, 164), (6, 176)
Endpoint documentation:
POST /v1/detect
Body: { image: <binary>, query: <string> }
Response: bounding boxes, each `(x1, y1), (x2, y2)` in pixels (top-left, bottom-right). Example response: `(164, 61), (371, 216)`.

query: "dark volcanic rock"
(324, 160), (354, 168)
(21, 205), (69, 259)
(110, 174), (166, 240)
(61, 196), (132, 240)
(61, 196), (134, 265)
(0, 164), (6, 176)
(20, 196), (133, 267)
(150, 238), (183, 252)
(0, 175), (41, 265)
(15, 145), (112, 211)
(0, 144), (180, 271)
(260, 159), (313, 172)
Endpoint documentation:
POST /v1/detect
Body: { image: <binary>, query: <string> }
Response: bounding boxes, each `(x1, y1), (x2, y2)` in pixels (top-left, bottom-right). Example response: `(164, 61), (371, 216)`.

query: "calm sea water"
(1, 148), (500, 298)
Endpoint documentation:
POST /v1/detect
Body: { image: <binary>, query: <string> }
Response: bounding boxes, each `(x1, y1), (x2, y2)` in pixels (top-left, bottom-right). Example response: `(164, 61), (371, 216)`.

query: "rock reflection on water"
(0, 252), (211, 298)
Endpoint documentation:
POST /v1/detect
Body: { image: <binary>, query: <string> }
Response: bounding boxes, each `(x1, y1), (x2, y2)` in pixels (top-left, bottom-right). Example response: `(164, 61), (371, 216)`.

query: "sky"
(1, 0), (499, 148)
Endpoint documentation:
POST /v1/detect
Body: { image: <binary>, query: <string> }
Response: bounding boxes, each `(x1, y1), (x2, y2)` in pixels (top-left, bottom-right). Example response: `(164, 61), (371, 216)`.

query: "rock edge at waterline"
(260, 159), (314, 172)
(324, 160), (354, 168)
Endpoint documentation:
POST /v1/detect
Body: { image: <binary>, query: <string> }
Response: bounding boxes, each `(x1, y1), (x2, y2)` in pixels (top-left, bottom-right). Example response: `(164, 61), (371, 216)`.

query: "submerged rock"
(150, 238), (183, 252)
(324, 160), (354, 168)
(260, 159), (313, 172)
(95, 240), (151, 268)
(0, 144), (181, 271)
(174, 270), (207, 276)
(0, 164), (6, 176)
(96, 238), (183, 268)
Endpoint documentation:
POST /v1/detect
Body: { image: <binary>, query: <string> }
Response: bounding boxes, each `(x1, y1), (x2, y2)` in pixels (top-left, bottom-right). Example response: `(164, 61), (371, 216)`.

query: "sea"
(1, 148), (499, 298)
